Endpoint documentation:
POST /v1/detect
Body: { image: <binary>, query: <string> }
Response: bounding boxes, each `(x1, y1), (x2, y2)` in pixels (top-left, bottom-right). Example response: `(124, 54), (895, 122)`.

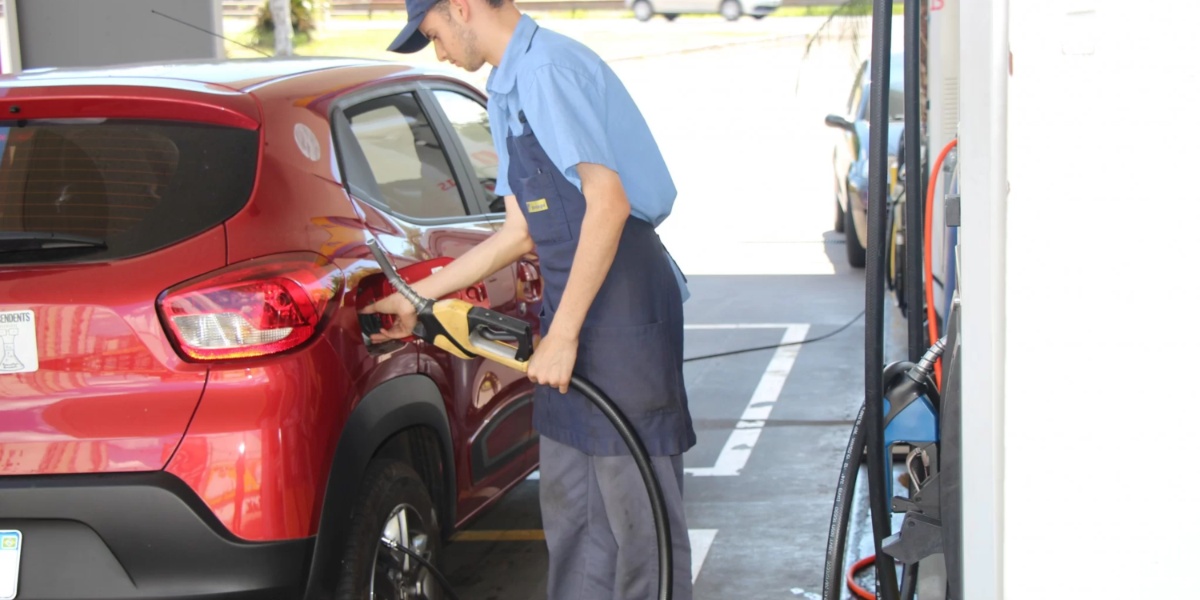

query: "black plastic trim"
(0, 471), (311, 599)
(303, 373), (455, 600)
(470, 393), (536, 483)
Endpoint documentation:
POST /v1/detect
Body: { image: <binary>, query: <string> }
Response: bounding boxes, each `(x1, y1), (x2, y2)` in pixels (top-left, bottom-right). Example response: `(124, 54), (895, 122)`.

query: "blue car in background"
(825, 52), (905, 268)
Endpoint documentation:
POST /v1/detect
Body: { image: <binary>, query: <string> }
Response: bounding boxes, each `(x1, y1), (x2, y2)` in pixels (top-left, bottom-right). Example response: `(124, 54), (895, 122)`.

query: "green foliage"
(803, 0), (903, 59)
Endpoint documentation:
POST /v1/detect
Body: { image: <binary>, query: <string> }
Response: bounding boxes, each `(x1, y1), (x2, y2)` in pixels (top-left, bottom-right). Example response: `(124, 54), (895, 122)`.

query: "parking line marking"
(684, 323), (806, 330)
(689, 529), (718, 583)
(451, 527), (718, 583)
(684, 324), (810, 477)
(452, 529), (546, 542)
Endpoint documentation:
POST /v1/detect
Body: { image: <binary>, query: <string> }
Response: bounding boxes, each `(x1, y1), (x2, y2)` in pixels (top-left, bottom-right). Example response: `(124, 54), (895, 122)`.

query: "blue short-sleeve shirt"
(486, 15), (688, 299)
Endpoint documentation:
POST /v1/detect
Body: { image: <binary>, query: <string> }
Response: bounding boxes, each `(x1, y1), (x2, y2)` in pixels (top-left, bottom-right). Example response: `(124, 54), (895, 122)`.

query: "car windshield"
(0, 119), (257, 264)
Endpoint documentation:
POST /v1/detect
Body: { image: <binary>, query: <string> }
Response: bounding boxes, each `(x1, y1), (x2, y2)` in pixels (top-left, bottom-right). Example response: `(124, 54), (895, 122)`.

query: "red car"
(0, 58), (543, 599)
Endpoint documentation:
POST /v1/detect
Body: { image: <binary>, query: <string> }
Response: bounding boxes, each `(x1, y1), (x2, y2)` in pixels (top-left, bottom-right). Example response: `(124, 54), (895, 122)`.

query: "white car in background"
(627, 0), (781, 21)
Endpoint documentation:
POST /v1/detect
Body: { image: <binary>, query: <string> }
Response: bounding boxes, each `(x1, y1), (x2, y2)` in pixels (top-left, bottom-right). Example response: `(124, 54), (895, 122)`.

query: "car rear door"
(330, 80), (541, 524)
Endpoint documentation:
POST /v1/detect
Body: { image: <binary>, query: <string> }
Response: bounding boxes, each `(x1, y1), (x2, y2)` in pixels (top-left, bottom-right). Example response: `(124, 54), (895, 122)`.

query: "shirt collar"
(486, 14), (537, 95)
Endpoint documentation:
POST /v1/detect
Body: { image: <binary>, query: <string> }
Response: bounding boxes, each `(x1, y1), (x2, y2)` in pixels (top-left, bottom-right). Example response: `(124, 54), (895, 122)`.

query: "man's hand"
(361, 293), (419, 343)
(527, 330), (578, 394)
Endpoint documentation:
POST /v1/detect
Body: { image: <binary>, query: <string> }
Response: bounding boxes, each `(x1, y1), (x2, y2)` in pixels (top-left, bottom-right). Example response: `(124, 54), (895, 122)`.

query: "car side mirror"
(825, 114), (854, 131)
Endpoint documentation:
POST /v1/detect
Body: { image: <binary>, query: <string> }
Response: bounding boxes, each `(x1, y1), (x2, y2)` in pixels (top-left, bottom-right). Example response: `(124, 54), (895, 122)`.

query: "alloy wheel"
(370, 503), (438, 600)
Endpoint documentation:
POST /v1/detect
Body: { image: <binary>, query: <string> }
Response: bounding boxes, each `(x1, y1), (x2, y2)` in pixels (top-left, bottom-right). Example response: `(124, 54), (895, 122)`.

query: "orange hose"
(924, 138), (958, 388)
(847, 555), (878, 599)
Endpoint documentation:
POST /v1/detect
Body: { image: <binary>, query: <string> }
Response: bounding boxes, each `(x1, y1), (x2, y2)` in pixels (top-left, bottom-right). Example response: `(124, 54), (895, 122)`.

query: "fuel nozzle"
(364, 239), (533, 372)
(914, 337), (947, 379)
(366, 239), (431, 316)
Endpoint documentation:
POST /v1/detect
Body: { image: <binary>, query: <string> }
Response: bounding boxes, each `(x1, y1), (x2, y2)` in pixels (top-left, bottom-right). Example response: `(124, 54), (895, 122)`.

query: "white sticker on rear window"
(0, 310), (38, 374)
(294, 123), (321, 162)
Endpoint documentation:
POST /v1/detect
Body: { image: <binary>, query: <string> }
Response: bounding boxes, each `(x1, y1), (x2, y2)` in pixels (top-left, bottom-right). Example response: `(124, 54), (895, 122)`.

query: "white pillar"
(958, 0), (1007, 598)
(1, 0), (23, 73)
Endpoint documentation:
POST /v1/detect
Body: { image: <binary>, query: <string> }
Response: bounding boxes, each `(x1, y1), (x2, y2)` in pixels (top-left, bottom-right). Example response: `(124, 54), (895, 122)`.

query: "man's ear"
(447, 0), (471, 23)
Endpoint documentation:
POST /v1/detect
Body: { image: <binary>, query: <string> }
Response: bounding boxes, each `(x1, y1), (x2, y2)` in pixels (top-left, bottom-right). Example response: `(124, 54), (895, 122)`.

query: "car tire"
(720, 0), (742, 20)
(844, 194), (867, 269)
(664, 13), (679, 21)
(633, 0), (655, 22)
(752, 14), (766, 19)
(835, 196), (846, 233)
(335, 459), (445, 600)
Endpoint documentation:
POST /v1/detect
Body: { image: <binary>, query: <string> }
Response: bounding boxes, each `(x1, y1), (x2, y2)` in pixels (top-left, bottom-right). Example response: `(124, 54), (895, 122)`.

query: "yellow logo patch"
(526, 199), (548, 213)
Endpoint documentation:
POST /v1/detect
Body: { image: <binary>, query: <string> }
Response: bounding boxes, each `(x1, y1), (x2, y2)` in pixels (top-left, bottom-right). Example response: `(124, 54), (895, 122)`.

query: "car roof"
(0, 58), (468, 127)
(0, 57), (451, 95)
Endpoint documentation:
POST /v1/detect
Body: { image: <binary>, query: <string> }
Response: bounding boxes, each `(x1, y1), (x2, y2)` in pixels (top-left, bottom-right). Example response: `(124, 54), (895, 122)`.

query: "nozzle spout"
(366, 239), (431, 313)
(915, 337), (947, 377)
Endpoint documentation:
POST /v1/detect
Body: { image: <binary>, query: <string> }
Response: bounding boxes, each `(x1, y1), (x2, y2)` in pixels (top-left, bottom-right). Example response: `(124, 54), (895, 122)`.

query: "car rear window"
(0, 120), (258, 264)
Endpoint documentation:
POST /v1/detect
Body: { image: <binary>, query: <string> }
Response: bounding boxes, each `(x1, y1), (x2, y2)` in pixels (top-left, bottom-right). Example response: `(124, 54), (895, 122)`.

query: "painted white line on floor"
(685, 324), (810, 477)
(684, 323), (806, 330)
(689, 528), (718, 584)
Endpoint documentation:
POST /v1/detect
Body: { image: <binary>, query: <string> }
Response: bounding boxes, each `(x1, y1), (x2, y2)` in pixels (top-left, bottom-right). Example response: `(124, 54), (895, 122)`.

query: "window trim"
(418, 84), (505, 218)
(328, 80), (500, 226)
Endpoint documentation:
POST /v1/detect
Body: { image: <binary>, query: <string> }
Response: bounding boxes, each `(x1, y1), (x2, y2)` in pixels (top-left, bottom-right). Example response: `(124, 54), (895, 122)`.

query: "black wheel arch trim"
(303, 373), (456, 600)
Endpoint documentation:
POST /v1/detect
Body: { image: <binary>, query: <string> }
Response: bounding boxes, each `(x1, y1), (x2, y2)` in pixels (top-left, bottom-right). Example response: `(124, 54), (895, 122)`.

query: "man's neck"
(485, 6), (524, 67)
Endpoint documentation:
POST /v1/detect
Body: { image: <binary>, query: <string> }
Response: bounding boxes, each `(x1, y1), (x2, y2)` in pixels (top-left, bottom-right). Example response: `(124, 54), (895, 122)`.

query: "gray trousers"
(539, 436), (694, 600)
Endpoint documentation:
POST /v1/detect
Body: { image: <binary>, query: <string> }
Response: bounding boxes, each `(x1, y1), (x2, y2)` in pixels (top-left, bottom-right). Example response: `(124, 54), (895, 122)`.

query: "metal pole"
(904, 0), (925, 362)
(865, 0), (900, 598)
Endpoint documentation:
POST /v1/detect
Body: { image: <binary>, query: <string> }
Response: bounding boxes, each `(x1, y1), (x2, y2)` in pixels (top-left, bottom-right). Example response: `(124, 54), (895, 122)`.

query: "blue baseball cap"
(387, 0), (440, 53)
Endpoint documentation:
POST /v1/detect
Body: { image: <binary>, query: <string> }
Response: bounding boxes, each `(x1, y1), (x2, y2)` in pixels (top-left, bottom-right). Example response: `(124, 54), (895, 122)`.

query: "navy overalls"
(500, 24), (696, 599)
(508, 109), (695, 458)
(509, 111), (696, 600)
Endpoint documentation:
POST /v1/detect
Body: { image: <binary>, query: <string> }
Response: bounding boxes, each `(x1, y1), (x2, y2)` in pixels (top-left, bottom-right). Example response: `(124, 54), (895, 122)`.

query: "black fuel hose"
(362, 240), (671, 599)
(821, 400), (919, 600)
(822, 403), (867, 600)
(863, 0), (900, 595)
(386, 372), (677, 600)
(571, 375), (674, 600)
(398, 374), (674, 600)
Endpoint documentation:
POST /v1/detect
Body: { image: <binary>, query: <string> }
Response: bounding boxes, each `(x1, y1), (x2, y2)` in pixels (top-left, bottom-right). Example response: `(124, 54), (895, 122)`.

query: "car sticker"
(294, 122), (321, 162)
(0, 310), (38, 375)
(0, 530), (20, 600)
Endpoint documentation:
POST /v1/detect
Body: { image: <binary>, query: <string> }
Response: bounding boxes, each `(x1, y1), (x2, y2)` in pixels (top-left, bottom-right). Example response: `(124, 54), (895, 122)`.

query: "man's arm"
(526, 162), (629, 393)
(363, 194), (533, 341)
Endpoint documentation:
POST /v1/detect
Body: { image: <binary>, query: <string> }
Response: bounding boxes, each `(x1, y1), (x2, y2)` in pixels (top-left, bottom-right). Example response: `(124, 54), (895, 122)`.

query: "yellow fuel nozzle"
(366, 240), (533, 373)
(429, 300), (532, 372)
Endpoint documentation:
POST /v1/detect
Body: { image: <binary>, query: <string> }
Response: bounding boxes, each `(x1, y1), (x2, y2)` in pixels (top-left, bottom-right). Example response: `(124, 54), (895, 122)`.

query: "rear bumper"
(0, 471), (312, 599)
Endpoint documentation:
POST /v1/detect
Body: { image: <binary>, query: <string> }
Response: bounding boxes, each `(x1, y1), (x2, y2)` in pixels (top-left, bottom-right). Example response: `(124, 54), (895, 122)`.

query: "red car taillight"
(158, 253), (342, 361)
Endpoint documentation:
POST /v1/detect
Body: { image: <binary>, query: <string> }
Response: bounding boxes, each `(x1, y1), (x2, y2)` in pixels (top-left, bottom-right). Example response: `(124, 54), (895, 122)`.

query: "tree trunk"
(313, 0), (330, 33)
(270, 0), (293, 56)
